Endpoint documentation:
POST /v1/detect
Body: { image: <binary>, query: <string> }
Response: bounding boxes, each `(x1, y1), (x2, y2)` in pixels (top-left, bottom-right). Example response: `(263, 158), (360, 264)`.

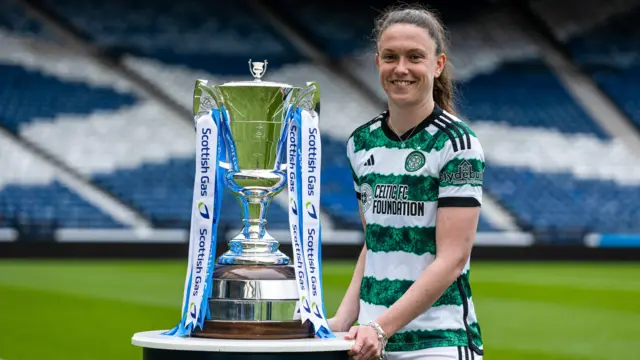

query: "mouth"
(390, 80), (416, 86)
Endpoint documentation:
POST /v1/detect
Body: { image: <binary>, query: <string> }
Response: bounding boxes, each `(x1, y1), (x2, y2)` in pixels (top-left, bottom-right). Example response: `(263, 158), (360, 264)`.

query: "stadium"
(0, 0), (639, 359)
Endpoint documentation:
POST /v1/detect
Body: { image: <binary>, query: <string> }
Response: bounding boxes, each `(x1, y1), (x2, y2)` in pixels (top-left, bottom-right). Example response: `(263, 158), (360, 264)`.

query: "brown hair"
(374, 4), (456, 114)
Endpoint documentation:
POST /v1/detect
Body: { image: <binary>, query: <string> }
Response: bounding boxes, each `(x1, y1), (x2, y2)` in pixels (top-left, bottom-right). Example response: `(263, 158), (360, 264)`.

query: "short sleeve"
(437, 134), (485, 207)
(346, 137), (361, 198)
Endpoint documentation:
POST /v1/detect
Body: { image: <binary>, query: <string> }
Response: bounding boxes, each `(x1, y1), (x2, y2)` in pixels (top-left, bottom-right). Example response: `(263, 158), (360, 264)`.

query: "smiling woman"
(328, 4), (487, 360)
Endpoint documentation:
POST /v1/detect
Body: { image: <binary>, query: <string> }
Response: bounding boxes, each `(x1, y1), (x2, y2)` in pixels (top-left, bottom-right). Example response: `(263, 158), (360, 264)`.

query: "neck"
(388, 98), (435, 135)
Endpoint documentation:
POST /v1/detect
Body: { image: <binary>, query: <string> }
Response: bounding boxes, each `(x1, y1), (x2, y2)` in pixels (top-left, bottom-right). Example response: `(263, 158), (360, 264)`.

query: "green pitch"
(0, 260), (638, 360)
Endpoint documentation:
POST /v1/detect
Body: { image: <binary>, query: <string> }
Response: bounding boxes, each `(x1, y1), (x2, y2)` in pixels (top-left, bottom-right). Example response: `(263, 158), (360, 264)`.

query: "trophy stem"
(218, 188), (290, 265)
(240, 188), (270, 240)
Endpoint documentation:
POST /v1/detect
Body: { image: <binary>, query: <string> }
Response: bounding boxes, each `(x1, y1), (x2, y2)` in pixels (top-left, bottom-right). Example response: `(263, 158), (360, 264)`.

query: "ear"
(375, 53), (380, 70)
(435, 53), (446, 78)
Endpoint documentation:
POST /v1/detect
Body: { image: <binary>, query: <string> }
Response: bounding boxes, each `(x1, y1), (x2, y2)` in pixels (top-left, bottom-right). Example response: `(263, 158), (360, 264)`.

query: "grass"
(0, 260), (638, 360)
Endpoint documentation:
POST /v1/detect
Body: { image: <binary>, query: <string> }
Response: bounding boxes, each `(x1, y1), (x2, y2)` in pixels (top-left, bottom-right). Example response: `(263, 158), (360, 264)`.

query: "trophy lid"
(221, 59), (294, 88)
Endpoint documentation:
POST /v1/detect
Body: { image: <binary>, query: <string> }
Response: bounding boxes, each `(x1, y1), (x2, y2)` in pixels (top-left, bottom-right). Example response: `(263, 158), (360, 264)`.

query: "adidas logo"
(364, 154), (375, 166)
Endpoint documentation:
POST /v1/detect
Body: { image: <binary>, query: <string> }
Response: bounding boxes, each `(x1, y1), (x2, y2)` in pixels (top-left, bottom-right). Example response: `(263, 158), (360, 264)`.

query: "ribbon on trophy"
(163, 108), (227, 337)
(286, 106), (334, 339)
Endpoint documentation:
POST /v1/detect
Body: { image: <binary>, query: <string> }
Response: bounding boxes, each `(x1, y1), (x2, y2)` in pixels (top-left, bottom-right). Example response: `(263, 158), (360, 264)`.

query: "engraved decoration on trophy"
(165, 59), (333, 341)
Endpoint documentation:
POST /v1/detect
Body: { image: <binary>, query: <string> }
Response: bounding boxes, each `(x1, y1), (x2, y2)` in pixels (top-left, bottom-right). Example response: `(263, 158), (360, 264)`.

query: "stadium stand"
(457, 59), (610, 138)
(0, 63), (137, 133)
(1, 0), (640, 240)
(531, 0), (640, 130)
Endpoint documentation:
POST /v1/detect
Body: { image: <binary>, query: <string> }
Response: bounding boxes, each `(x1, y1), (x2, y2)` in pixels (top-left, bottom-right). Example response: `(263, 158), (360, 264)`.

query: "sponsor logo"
(312, 301), (323, 319)
(288, 122), (298, 192)
(189, 302), (197, 319)
(305, 201), (317, 219)
(302, 296), (311, 314)
(440, 160), (483, 185)
(197, 201), (210, 219)
(192, 229), (208, 296)
(199, 127), (212, 196)
(290, 198), (298, 215)
(405, 151), (426, 172)
(364, 154), (375, 166)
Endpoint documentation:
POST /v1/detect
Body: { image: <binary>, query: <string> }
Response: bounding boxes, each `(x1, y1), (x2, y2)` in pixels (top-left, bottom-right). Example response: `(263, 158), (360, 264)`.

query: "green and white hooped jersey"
(346, 105), (484, 353)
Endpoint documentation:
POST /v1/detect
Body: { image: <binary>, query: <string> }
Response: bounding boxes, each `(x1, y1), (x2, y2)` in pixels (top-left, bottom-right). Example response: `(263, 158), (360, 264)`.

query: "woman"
(329, 4), (486, 360)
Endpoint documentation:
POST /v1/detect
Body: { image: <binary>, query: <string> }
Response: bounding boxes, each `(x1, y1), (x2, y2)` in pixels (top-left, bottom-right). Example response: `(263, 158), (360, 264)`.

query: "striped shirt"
(346, 104), (484, 352)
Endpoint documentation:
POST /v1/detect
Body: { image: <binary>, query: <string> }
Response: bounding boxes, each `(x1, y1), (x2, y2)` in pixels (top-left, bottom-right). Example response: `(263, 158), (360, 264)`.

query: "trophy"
(171, 59), (327, 340)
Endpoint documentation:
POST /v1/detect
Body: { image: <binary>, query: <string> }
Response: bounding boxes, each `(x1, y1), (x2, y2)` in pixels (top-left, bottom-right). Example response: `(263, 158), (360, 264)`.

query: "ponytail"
(434, 63), (456, 114)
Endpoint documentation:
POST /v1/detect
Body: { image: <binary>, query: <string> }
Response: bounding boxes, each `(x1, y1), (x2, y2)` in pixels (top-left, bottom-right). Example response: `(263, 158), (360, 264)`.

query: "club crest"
(405, 151), (426, 172)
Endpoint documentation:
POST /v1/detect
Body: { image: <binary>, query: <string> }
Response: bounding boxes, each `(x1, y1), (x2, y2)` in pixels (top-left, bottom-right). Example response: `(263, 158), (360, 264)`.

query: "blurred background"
(0, 0), (639, 359)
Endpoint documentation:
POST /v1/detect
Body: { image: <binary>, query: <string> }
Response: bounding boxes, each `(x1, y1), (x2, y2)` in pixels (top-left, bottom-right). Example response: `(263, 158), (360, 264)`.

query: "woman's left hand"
(345, 325), (383, 360)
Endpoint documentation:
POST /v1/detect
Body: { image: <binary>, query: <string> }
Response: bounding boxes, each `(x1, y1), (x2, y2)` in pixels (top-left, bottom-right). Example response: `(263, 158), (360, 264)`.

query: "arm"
(375, 206), (479, 336)
(330, 201), (367, 331)
(376, 131), (485, 337)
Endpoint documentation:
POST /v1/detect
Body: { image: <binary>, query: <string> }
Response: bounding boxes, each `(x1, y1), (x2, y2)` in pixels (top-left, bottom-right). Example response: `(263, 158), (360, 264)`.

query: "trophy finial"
(249, 59), (268, 81)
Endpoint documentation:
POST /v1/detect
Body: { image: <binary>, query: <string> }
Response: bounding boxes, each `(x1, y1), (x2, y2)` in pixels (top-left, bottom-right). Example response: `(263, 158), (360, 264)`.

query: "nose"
(394, 57), (410, 75)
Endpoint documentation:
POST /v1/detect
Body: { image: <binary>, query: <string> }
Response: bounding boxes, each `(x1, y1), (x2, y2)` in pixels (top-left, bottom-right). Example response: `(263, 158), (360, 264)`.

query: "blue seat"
(92, 157), (291, 230)
(36, 0), (303, 74)
(0, 182), (124, 229)
(0, 64), (137, 133)
(457, 60), (610, 138)
(484, 166), (640, 233)
(564, 8), (640, 131)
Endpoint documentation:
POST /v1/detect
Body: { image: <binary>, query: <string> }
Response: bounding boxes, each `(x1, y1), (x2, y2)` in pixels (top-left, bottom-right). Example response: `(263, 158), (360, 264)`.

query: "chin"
(388, 93), (417, 106)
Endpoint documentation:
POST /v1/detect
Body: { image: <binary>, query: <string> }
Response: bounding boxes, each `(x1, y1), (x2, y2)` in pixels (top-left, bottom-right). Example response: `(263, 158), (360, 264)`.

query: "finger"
(348, 342), (363, 357)
(362, 345), (380, 360)
(353, 340), (374, 360)
(345, 326), (359, 340)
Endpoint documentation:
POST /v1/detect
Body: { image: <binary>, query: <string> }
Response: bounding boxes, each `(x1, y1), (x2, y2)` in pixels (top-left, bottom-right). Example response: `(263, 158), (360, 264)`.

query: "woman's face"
(376, 23), (445, 108)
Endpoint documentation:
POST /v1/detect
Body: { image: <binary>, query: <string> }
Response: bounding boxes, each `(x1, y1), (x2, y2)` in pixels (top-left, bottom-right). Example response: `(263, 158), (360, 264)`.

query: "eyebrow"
(380, 47), (427, 53)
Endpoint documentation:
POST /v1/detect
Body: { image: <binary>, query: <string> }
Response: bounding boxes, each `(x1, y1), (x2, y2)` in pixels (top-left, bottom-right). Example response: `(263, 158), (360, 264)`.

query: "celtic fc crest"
(405, 151), (426, 172)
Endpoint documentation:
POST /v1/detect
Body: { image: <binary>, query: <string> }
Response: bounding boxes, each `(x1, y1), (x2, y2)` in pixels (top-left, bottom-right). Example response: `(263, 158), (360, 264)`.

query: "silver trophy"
(191, 60), (320, 339)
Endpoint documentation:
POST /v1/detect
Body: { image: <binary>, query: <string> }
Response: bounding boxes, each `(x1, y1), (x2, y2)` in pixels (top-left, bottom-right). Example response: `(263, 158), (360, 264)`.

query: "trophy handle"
(305, 81), (321, 116)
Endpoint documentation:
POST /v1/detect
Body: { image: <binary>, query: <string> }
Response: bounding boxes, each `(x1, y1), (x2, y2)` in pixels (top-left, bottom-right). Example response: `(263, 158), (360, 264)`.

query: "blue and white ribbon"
(163, 109), (226, 336)
(288, 107), (334, 339)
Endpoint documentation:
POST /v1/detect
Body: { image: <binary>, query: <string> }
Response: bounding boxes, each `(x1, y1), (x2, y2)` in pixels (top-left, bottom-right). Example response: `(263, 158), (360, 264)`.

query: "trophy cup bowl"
(191, 61), (320, 340)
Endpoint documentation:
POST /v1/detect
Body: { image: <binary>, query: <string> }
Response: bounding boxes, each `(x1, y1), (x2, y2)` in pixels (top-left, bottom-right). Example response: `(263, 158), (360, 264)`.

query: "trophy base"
(193, 320), (314, 340)
(194, 264), (314, 340)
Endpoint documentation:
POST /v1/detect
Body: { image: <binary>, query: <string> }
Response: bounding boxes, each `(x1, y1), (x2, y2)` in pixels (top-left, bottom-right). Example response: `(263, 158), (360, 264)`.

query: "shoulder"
(434, 110), (482, 155)
(347, 110), (387, 143)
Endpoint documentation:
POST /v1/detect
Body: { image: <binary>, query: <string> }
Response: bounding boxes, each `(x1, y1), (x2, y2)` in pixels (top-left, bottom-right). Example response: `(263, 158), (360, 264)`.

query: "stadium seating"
(565, 8), (640, 130)
(0, 64), (137, 133)
(1, 0), (639, 239)
(92, 157), (290, 230)
(0, 0), (54, 40)
(37, 0), (303, 74)
(0, 182), (124, 230)
(457, 59), (610, 138)
(485, 166), (640, 234)
(532, 0), (640, 130)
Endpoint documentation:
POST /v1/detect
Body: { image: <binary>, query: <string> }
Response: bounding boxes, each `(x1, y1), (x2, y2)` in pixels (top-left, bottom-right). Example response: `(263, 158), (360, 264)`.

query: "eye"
(410, 54), (424, 62)
(382, 54), (396, 62)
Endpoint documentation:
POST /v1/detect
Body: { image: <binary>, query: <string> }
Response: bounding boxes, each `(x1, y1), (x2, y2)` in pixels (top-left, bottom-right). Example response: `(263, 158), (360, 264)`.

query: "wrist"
(375, 316), (397, 338)
(332, 313), (355, 331)
(366, 321), (389, 357)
